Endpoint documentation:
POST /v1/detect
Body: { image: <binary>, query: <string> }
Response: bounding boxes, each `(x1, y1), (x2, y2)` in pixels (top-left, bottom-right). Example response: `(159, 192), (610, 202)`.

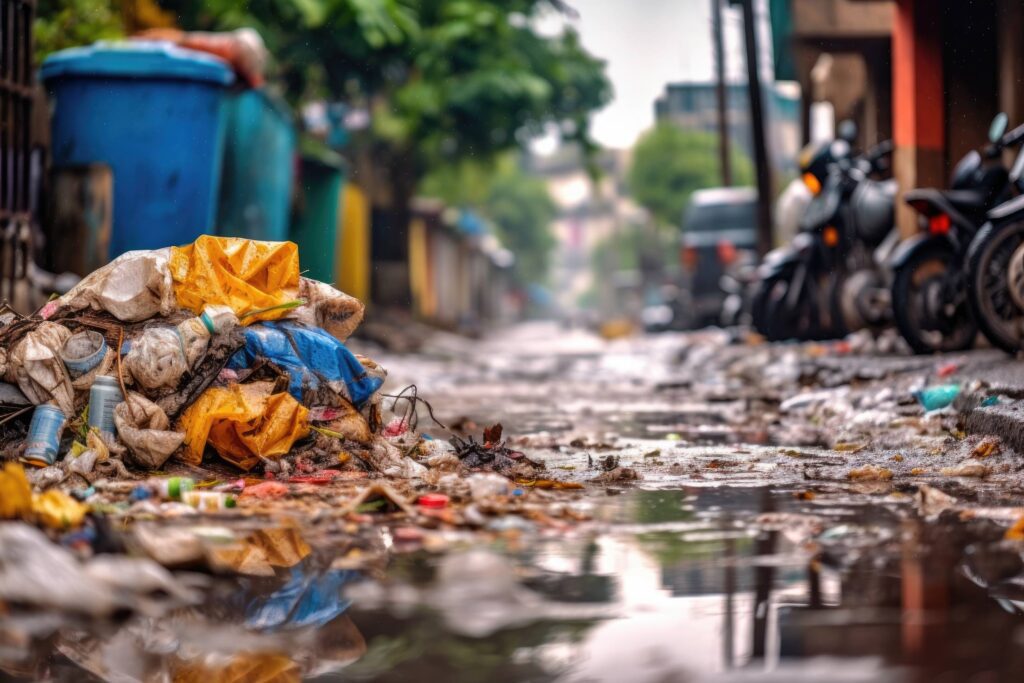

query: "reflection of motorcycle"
(889, 114), (1020, 354)
(752, 125), (896, 342)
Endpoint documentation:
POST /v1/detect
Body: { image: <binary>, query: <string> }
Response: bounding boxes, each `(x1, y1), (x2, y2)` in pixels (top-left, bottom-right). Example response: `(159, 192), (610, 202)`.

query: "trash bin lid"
(41, 41), (235, 86)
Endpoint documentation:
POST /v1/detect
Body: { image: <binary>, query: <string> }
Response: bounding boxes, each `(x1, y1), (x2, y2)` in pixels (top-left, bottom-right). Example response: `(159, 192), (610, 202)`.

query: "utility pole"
(711, 0), (732, 187)
(733, 0), (774, 255)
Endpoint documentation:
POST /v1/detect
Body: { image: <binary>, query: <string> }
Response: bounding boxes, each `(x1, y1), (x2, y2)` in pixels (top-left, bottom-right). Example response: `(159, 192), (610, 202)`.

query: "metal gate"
(0, 0), (34, 305)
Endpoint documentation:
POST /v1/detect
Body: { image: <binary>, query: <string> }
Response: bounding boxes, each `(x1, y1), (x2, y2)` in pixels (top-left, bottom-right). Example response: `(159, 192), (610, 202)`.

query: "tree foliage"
(34, 0), (124, 61)
(628, 124), (753, 228)
(155, 0), (611, 178)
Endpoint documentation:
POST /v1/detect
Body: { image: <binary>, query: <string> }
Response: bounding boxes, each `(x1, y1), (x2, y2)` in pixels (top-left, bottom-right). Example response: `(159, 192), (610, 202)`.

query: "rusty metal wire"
(382, 384), (449, 432)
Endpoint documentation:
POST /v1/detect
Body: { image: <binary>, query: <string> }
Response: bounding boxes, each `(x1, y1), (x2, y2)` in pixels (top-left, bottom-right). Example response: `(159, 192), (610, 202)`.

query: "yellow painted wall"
(408, 217), (428, 318)
(336, 184), (370, 303)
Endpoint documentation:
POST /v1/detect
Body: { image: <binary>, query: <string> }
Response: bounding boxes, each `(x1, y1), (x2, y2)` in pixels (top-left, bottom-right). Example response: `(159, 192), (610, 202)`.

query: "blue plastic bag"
(245, 566), (357, 631)
(227, 321), (382, 407)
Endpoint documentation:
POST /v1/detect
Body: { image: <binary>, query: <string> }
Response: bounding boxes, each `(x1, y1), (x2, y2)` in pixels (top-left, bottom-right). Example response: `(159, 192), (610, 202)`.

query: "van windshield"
(685, 201), (757, 232)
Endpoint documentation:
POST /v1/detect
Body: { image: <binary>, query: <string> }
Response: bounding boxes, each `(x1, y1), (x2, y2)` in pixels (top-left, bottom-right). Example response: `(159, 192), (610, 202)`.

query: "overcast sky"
(552, 0), (753, 149)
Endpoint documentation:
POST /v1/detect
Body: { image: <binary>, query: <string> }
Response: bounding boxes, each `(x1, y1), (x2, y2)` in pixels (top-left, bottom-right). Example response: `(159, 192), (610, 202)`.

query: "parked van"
(680, 187), (758, 326)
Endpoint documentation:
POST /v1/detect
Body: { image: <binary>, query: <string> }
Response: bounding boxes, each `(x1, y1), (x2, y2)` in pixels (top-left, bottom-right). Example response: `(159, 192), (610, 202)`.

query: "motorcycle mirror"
(990, 112), (1008, 144)
(838, 120), (858, 143)
(830, 139), (850, 161)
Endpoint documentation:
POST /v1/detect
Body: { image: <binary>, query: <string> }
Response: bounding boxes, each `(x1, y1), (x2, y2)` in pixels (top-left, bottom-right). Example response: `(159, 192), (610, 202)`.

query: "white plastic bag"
(124, 305), (238, 390)
(287, 278), (364, 342)
(6, 322), (75, 416)
(46, 248), (174, 322)
(114, 392), (184, 469)
(124, 328), (187, 391)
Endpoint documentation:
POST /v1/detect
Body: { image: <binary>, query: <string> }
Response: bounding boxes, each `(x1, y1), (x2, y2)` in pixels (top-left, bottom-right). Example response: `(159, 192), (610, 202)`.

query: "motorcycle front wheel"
(751, 268), (812, 342)
(967, 221), (1024, 354)
(892, 245), (976, 354)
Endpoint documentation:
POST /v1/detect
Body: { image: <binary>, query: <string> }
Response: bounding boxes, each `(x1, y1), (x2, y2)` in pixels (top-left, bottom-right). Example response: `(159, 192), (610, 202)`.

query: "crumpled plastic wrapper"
(178, 382), (310, 470)
(46, 248), (175, 322)
(124, 328), (188, 391)
(169, 236), (299, 324)
(364, 437), (426, 478)
(288, 277), (365, 342)
(6, 321), (75, 415)
(115, 392), (185, 469)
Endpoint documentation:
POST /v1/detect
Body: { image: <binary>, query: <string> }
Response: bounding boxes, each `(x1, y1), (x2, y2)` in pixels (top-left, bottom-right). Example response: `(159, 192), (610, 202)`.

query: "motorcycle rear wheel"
(892, 245), (976, 354)
(967, 221), (1024, 354)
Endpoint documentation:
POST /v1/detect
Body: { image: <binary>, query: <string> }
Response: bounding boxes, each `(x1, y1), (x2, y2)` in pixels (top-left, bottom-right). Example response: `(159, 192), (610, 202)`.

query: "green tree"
(34, 0), (124, 61)
(155, 0), (610, 297)
(628, 125), (753, 228)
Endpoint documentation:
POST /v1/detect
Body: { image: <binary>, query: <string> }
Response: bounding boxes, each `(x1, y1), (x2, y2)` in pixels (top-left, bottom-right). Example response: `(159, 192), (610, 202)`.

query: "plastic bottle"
(182, 490), (237, 511)
(87, 376), (123, 438)
(176, 304), (238, 366)
(149, 476), (195, 500)
(466, 472), (512, 501)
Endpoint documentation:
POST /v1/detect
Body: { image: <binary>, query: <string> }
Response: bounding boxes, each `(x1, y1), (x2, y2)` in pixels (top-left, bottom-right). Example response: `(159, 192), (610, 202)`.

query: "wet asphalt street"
(346, 322), (1024, 682)
(12, 322), (1024, 682)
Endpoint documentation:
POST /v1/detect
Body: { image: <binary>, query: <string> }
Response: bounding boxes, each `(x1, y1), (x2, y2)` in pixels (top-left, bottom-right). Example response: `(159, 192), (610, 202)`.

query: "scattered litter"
(971, 437), (1001, 459)
(941, 461), (991, 478)
(914, 384), (961, 411)
(848, 465), (893, 481)
(916, 484), (957, 518)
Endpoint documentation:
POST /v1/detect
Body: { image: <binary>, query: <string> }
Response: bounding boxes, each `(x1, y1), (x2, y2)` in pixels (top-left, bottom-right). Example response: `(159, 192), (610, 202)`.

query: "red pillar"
(892, 0), (945, 238)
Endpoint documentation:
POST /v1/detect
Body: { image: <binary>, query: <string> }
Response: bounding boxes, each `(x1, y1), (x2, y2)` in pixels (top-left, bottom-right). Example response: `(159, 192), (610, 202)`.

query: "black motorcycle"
(963, 119), (1024, 354)
(890, 114), (1019, 354)
(752, 126), (895, 342)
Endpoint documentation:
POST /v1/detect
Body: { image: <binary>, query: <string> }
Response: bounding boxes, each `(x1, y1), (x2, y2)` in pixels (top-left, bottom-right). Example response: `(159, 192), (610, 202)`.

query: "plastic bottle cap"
(417, 494), (449, 509)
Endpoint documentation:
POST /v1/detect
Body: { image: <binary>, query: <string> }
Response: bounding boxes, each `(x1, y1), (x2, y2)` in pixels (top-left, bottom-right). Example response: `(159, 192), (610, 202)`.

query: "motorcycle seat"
(904, 187), (988, 225)
(941, 188), (989, 214)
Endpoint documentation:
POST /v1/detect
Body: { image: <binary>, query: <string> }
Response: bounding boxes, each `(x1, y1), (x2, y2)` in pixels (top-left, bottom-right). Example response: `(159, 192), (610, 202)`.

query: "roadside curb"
(965, 402), (1024, 453)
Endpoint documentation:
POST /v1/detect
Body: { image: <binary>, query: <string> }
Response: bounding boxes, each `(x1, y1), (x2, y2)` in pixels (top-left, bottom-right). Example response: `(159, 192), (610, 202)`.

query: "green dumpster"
(289, 139), (346, 284)
(217, 89), (296, 241)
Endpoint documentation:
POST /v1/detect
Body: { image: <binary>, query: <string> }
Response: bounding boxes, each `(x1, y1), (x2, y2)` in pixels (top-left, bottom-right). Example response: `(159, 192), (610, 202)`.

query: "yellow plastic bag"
(32, 489), (88, 530)
(0, 462), (87, 529)
(0, 462), (32, 519)
(178, 382), (310, 470)
(169, 236), (300, 324)
(173, 652), (300, 683)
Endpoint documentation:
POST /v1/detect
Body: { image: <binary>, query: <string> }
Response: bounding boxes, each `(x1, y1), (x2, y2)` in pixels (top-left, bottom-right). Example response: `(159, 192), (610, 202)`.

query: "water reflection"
(8, 486), (1024, 681)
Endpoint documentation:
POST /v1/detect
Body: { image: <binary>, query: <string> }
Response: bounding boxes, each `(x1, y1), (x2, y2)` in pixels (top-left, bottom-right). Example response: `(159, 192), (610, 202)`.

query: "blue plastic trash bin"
(217, 89), (296, 241)
(41, 42), (234, 257)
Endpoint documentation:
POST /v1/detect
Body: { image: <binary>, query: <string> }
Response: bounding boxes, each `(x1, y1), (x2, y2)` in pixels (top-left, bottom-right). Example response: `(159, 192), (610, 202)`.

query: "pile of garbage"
(0, 237), (578, 558)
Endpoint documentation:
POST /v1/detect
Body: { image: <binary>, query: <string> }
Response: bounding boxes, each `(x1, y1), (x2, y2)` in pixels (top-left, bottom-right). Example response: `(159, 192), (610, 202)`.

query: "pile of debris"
(0, 237), (581, 561)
